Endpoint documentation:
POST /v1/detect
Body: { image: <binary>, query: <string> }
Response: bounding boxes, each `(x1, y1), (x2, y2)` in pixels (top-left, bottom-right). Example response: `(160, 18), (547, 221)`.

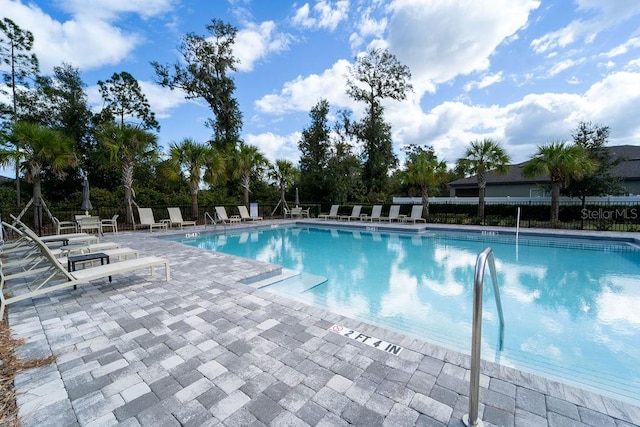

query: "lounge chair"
(0, 223), (170, 317)
(215, 206), (241, 224)
(380, 205), (400, 222)
(319, 205), (340, 220)
(340, 205), (361, 221)
(135, 208), (168, 232)
(407, 205), (427, 223)
(364, 205), (382, 222)
(166, 208), (197, 229)
(237, 205), (262, 221)
(101, 214), (119, 234)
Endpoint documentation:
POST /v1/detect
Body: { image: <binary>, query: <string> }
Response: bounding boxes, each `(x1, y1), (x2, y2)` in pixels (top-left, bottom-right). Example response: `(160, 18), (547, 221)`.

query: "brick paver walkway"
(7, 221), (640, 426)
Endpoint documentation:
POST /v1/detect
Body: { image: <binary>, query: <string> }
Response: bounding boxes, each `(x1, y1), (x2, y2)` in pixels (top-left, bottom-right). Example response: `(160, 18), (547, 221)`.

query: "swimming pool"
(167, 225), (640, 405)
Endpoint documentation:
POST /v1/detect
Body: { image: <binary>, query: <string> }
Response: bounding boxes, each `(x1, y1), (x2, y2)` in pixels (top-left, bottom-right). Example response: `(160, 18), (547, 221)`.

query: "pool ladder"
(463, 247), (505, 427)
(204, 211), (227, 233)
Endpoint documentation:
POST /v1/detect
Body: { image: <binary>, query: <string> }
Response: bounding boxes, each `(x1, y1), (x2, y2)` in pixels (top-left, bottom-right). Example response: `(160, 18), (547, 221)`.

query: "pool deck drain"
(6, 220), (640, 426)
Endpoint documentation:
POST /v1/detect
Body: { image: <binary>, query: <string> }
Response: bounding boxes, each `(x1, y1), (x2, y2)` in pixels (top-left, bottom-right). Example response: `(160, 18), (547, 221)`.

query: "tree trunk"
(421, 185), (429, 218)
(551, 182), (560, 224)
(478, 185), (486, 222)
(33, 178), (42, 235)
(242, 172), (250, 208)
(123, 161), (135, 224)
(191, 185), (199, 220)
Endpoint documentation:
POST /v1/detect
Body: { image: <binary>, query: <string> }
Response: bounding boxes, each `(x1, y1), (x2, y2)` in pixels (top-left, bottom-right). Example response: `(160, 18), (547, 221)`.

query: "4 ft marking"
(329, 324), (403, 355)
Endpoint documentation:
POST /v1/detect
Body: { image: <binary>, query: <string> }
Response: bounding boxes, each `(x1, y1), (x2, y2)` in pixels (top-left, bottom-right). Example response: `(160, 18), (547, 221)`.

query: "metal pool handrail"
(204, 211), (226, 233)
(463, 247), (505, 427)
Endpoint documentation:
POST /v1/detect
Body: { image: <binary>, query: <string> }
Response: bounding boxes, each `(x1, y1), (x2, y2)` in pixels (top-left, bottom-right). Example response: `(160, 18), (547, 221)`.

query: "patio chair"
(380, 205), (400, 222)
(52, 217), (77, 234)
(134, 208), (168, 232)
(77, 216), (102, 235)
(101, 214), (119, 234)
(319, 205), (340, 220)
(340, 205), (361, 221)
(364, 205), (383, 221)
(237, 205), (263, 221)
(215, 206), (241, 224)
(166, 208), (197, 229)
(0, 223), (170, 318)
(407, 205), (427, 223)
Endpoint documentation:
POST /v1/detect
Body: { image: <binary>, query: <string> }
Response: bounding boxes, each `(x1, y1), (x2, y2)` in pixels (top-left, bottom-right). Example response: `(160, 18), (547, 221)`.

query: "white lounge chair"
(135, 208), (168, 232)
(408, 205), (427, 223)
(319, 205), (340, 220)
(215, 206), (241, 224)
(166, 208), (197, 229)
(0, 223), (170, 317)
(237, 205), (262, 221)
(340, 205), (361, 221)
(380, 205), (400, 222)
(365, 205), (383, 222)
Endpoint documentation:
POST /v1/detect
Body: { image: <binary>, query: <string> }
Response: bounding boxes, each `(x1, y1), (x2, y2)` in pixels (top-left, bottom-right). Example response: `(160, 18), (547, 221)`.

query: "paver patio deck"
(6, 220), (640, 426)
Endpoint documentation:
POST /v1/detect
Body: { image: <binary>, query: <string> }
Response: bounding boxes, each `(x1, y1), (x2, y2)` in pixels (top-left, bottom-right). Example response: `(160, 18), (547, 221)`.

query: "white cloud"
(292, 0), (349, 31)
(348, 5), (387, 50)
(548, 58), (584, 77)
(603, 37), (640, 58)
(254, 59), (354, 114)
(531, 2), (640, 54)
(0, 0), (146, 72)
(234, 21), (293, 72)
(386, 0), (541, 95)
(463, 72), (504, 92)
(245, 131), (302, 163)
(56, 0), (175, 19)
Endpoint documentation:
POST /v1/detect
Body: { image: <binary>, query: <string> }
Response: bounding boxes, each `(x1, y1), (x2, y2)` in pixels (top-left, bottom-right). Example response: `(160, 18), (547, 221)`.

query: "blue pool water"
(168, 225), (640, 404)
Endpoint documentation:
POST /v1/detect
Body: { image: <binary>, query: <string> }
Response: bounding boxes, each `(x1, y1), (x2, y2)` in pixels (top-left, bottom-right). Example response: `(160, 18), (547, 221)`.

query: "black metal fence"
(2, 200), (639, 234)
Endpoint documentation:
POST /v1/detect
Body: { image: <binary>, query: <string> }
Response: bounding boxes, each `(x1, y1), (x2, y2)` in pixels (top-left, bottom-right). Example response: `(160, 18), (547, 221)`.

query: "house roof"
(449, 145), (640, 187)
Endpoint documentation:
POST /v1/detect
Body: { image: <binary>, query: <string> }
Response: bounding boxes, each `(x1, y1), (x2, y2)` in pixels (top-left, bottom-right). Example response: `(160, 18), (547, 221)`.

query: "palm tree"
(268, 159), (299, 215)
(232, 143), (268, 208)
(404, 147), (447, 218)
(523, 141), (597, 224)
(458, 139), (510, 220)
(97, 122), (158, 224)
(1, 121), (77, 232)
(164, 138), (224, 219)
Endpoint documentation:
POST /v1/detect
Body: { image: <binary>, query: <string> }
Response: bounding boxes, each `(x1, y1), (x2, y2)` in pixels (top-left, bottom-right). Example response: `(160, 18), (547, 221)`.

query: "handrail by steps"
(463, 247), (505, 427)
(204, 211), (226, 233)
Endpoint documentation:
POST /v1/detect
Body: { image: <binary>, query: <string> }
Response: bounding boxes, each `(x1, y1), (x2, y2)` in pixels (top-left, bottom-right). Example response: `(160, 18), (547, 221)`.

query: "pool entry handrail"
(204, 211), (226, 233)
(463, 247), (504, 427)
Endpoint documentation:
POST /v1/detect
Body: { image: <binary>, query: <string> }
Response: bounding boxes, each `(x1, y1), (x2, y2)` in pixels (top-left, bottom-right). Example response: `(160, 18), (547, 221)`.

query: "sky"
(2, 0), (640, 176)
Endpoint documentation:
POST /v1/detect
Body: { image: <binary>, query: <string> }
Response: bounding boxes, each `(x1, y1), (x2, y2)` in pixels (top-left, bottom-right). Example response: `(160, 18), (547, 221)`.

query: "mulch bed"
(0, 309), (56, 426)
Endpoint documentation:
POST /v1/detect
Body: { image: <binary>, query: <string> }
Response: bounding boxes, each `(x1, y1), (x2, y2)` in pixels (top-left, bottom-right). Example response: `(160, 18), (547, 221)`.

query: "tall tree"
(325, 113), (365, 204)
(523, 142), (597, 224)
(456, 139), (510, 220)
(268, 159), (299, 215)
(151, 19), (242, 151)
(298, 99), (331, 203)
(0, 121), (77, 233)
(346, 48), (411, 195)
(0, 18), (39, 206)
(404, 145), (447, 218)
(97, 123), (158, 224)
(163, 138), (224, 219)
(97, 71), (159, 131)
(232, 143), (268, 208)
(19, 63), (96, 199)
(563, 121), (624, 205)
